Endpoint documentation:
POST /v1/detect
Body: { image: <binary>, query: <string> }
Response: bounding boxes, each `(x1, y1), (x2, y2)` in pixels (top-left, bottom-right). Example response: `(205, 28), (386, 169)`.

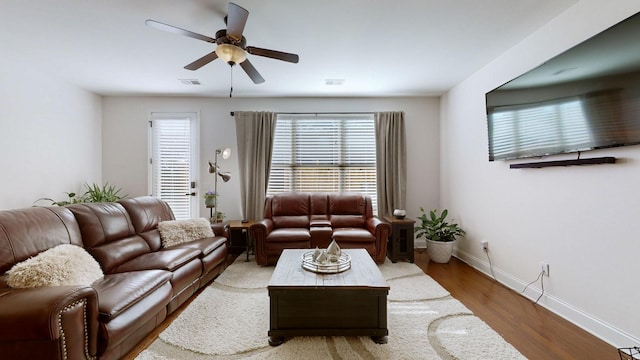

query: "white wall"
(0, 53), (102, 210)
(102, 96), (439, 229)
(441, 0), (640, 347)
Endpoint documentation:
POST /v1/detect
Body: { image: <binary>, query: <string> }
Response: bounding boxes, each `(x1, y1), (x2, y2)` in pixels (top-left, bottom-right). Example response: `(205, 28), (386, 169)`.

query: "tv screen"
(485, 12), (640, 161)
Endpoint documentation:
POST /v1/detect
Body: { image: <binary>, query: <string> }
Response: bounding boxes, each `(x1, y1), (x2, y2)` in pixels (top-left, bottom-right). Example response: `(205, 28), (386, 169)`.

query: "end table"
(384, 216), (415, 263)
(227, 220), (256, 261)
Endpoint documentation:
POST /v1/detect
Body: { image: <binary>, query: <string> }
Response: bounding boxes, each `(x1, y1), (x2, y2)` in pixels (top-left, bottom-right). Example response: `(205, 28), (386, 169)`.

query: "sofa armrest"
(0, 285), (99, 359)
(367, 217), (392, 263)
(250, 219), (274, 265)
(212, 222), (228, 238)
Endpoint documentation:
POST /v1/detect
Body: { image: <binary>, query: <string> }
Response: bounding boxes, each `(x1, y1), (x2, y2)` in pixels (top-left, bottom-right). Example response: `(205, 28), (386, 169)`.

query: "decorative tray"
(301, 251), (351, 274)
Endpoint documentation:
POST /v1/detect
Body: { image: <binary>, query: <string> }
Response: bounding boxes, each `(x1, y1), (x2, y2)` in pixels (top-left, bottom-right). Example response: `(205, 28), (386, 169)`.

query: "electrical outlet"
(540, 262), (550, 277)
(480, 240), (488, 251)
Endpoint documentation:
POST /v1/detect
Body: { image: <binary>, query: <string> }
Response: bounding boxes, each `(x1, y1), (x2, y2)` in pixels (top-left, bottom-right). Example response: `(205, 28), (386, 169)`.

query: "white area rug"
(137, 255), (526, 359)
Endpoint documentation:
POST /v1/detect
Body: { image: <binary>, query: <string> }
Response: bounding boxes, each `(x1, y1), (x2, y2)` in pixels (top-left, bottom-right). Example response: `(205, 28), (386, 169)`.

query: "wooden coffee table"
(267, 249), (389, 346)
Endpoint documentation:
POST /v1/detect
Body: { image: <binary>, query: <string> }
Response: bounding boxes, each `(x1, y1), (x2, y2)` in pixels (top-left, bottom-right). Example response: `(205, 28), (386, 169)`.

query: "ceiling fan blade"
(246, 47), (299, 63)
(184, 51), (219, 70)
(226, 3), (249, 41)
(240, 59), (265, 84)
(145, 19), (216, 43)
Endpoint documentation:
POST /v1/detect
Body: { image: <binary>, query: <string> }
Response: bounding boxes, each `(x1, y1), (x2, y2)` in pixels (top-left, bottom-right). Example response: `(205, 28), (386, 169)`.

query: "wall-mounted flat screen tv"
(485, 12), (640, 161)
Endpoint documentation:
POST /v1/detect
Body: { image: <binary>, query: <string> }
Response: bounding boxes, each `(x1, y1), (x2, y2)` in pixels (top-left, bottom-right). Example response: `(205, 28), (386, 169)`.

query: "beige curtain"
(234, 111), (276, 220)
(375, 111), (406, 218)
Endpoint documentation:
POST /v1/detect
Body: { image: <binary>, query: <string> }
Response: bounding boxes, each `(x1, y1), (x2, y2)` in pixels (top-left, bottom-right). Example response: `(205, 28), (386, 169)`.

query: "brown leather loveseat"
(0, 196), (228, 360)
(250, 192), (390, 265)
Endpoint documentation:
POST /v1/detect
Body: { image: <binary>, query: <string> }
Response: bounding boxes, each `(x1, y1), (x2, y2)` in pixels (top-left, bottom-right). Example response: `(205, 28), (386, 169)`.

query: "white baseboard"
(454, 249), (639, 349)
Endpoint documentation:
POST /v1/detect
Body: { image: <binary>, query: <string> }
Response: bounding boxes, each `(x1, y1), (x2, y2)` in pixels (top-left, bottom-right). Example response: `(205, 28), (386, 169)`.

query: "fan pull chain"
(229, 65), (234, 98)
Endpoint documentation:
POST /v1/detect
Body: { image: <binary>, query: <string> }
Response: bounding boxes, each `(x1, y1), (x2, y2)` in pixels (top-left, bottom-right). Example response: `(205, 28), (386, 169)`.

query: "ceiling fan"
(146, 2), (299, 85)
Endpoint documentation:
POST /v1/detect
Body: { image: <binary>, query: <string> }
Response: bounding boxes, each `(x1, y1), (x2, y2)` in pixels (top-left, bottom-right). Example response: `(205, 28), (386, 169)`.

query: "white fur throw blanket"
(158, 218), (214, 247)
(7, 244), (103, 288)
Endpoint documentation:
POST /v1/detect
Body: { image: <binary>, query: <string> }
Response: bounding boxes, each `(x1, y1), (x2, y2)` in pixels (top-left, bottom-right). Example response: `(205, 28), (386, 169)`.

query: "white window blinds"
(150, 116), (193, 220)
(267, 113), (378, 213)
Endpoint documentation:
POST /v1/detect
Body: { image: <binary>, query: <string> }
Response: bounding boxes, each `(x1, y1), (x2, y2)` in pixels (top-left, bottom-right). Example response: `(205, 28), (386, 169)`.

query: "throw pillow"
(6, 244), (103, 288)
(158, 218), (214, 247)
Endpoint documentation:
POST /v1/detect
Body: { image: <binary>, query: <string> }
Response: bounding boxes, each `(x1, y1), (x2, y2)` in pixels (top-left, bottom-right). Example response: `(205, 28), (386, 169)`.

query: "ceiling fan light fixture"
(215, 43), (247, 65)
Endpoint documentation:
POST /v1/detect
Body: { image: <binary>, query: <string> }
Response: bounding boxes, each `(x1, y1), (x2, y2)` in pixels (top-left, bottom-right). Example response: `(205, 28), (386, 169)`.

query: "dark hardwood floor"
(125, 250), (617, 359)
(415, 248), (617, 359)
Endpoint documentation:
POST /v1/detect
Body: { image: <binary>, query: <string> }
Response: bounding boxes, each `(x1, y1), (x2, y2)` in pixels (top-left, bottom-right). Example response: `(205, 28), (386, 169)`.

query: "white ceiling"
(1, 0), (579, 97)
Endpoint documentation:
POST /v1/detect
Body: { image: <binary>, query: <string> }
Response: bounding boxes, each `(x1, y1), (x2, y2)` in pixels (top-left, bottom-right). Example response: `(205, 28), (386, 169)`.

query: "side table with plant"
(415, 207), (465, 263)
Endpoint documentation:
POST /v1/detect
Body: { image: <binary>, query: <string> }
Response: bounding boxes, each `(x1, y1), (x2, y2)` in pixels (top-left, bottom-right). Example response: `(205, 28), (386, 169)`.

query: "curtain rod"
(230, 111), (375, 116)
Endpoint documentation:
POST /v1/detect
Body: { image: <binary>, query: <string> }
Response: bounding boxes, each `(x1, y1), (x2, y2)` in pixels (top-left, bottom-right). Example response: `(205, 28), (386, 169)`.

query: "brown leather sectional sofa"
(250, 192), (390, 265)
(0, 196), (228, 360)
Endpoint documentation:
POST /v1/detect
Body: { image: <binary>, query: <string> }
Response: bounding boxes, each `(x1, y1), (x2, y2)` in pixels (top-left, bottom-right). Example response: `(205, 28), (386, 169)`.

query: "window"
(267, 113), (378, 213)
(149, 113), (199, 220)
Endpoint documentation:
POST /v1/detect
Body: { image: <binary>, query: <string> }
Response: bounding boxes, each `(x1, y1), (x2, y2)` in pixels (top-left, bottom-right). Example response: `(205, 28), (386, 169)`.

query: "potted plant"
(415, 207), (465, 263)
(204, 191), (217, 207)
(82, 183), (126, 203)
(35, 182), (126, 206)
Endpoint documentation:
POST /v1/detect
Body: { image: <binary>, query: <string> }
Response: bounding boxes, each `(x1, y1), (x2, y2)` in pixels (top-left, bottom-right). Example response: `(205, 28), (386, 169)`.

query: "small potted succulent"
(204, 191), (217, 207)
(415, 207), (465, 263)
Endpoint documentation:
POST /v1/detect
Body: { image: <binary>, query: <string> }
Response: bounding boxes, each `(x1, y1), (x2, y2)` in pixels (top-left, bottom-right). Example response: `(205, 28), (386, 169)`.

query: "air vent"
(324, 79), (345, 86)
(179, 79), (201, 85)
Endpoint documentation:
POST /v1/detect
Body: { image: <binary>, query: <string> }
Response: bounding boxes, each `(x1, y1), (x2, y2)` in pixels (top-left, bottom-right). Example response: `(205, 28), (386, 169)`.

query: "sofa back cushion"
(328, 193), (369, 228)
(67, 202), (150, 274)
(0, 207), (83, 274)
(118, 196), (175, 251)
(310, 193), (328, 215)
(269, 193), (310, 228)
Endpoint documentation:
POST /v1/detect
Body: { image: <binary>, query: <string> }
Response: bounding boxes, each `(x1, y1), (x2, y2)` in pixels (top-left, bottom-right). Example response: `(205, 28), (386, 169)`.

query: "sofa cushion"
(67, 203), (136, 249)
(113, 248), (201, 273)
(157, 218), (214, 247)
(271, 193), (310, 215)
(328, 193), (366, 215)
(331, 215), (366, 228)
(6, 244), (103, 288)
(310, 215), (331, 227)
(170, 236), (227, 258)
(271, 193), (310, 228)
(266, 228), (311, 242)
(272, 215), (310, 229)
(332, 228), (376, 243)
(119, 196), (175, 234)
(0, 206), (84, 274)
(328, 193), (368, 227)
(119, 196), (175, 251)
(67, 202), (152, 273)
(92, 269), (171, 322)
